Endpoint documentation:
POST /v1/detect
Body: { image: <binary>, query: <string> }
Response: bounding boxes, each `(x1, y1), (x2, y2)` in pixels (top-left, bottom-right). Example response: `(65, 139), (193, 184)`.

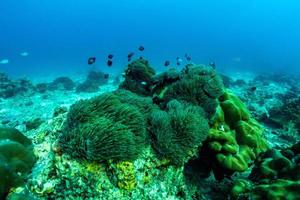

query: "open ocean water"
(1, 0), (300, 78)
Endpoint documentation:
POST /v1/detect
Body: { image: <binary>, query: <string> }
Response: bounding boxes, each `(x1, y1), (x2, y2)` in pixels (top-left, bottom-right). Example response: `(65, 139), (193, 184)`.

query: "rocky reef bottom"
(1, 65), (300, 200)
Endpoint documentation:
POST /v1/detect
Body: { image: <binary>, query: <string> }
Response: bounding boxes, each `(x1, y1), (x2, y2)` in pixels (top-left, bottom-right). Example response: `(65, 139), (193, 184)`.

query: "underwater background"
(1, 1), (300, 200)
(1, 0), (300, 79)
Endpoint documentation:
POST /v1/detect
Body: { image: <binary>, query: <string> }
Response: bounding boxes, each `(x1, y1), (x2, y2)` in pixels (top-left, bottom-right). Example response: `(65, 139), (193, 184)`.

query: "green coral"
(0, 128), (36, 199)
(219, 91), (250, 127)
(119, 58), (156, 96)
(231, 142), (300, 200)
(113, 89), (159, 116)
(252, 180), (300, 200)
(59, 93), (147, 162)
(161, 64), (224, 117)
(149, 100), (209, 166)
(205, 90), (268, 177)
(231, 179), (253, 199)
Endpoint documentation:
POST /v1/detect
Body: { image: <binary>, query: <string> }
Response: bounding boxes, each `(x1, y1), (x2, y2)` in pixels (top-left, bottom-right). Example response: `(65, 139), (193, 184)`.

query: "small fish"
(141, 81), (147, 85)
(164, 60), (170, 67)
(209, 62), (216, 69)
(138, 46), (145, 51)
(127, 52), (134, 62)
(108, 54), (114, 59)
(20, 52), (29, 57)
(107, 60), (113, 67)
(176, 57), (183, 62)
(176, 57), (183, 66)
(104, 73), (109, 79)
(88, 57), (96, 65)
(185, 54), (192, 61)
(0, 59), (9, 64)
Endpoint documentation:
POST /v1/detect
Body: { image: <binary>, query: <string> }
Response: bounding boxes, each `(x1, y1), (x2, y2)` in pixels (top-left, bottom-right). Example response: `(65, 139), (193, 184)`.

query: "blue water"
(1, 0), (300, 79)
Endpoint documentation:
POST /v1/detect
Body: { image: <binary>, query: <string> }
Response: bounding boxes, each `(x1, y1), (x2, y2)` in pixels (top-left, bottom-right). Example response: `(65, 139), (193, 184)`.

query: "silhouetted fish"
(185, 54), (192, 61)
(88, 57), (96, 65)
(164, 61), (170, 67)
(138, 46), (145, 51)
(107, 60), (113, 67)
(108, 54), (114, 59)
(128, 52), (134, 62)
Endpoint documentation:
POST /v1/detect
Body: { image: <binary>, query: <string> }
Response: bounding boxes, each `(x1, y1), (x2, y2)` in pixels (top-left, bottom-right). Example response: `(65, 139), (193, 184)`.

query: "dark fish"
(185, 54), (192, 61)
(88, 57), (96, 65)
(104, 73), (109, 79)
(176, 62), (181, 66)
(209, 62), (216, 69)
(127, 52), (134, 62)
(128, 52), (134, 58)
(164, 60), (170, 67)
(107, 60), (113, 67)
(138, 46), (145, 51)
(108, 54), (114, 59)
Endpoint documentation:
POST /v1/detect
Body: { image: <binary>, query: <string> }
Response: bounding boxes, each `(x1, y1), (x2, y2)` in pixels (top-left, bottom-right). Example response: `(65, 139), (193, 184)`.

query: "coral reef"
(0, 73), (34, 98)
(76, 71), (109, 93)
(119, 58), (156, 96)
(268, 95), (300, 130)
(158, 64), (224, 117)
(149, 100), (209, 166)
(48, 77), (75, 91)
(35, 83), (48, 93)
(231, 141), (300, 200)
(25, 118), (44, 131)
(0, 128), (36, 199)
(59, 92), (147, 162)
(3, 59), (298, 199)
(199, 90), (269, 179)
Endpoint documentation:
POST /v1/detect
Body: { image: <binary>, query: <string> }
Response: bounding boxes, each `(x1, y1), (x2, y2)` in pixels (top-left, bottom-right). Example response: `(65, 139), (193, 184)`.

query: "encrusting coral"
(231, 141), (300, 200)
(202, 90), (269, 178)
(0, 128), (36, 199)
